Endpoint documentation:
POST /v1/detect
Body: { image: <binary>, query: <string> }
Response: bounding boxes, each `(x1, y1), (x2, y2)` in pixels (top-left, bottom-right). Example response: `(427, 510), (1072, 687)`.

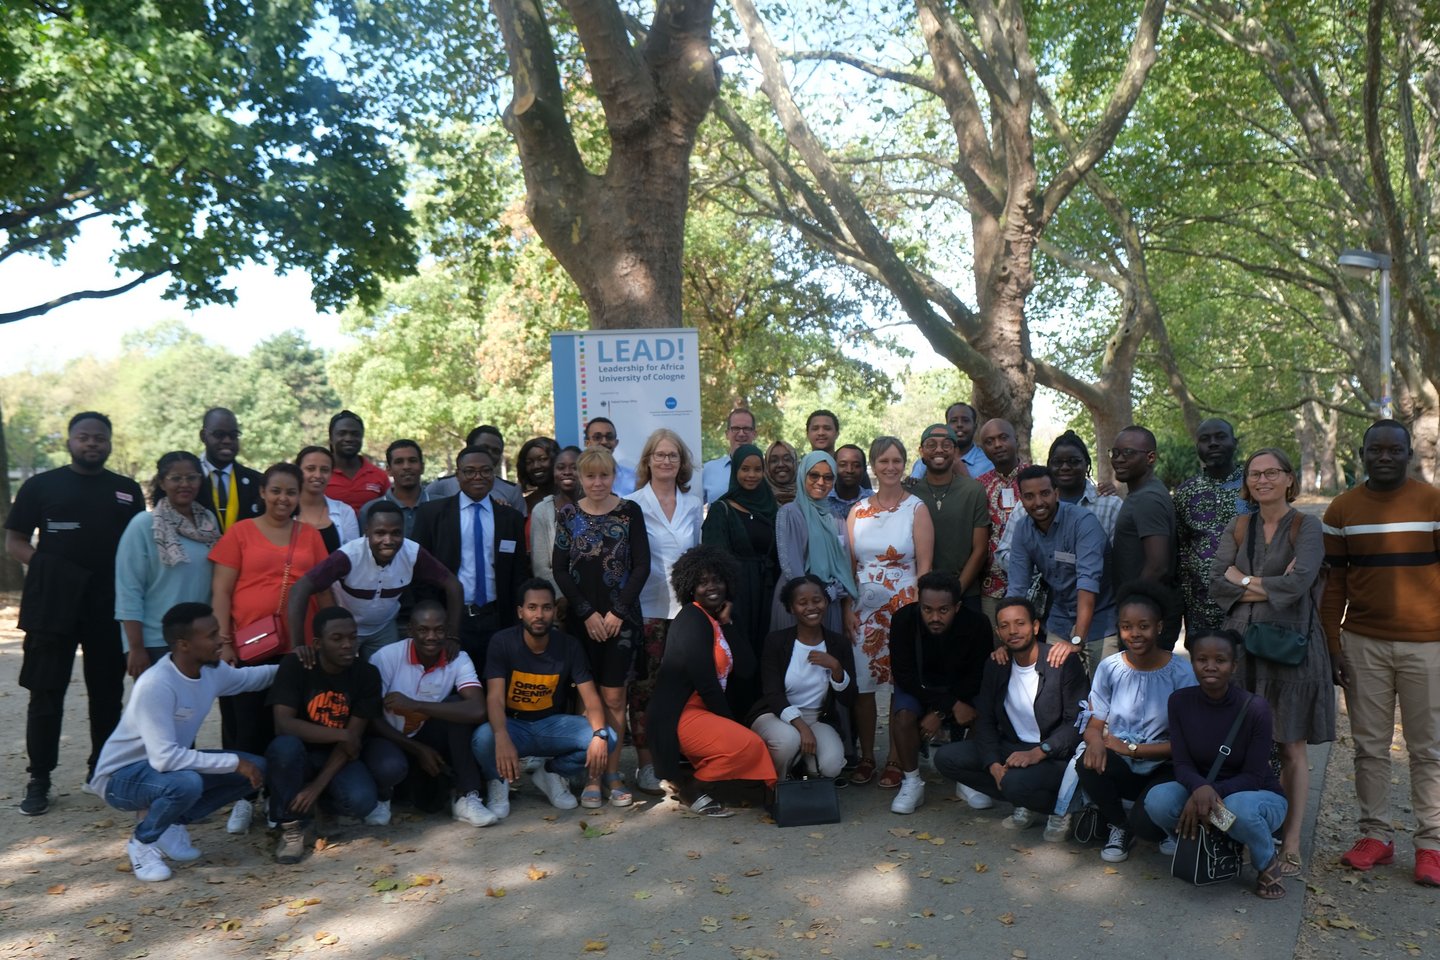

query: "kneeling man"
(89, 603), (276, 881)
(472, 580), (615, 815)
(935, 596), (1088, 836)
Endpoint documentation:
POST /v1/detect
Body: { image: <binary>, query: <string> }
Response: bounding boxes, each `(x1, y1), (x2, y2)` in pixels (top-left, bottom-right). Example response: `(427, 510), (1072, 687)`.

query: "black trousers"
(459, 604), (501, 674)
(934, 738), (1066, 812)
(1076, 751), (1172, 840)
(220, 688), (276, 801)
(20, 617), (125, 779)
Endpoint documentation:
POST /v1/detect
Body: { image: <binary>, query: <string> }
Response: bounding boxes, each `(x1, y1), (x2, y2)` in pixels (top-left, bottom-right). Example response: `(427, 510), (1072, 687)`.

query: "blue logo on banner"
(665, 397), (677, 409)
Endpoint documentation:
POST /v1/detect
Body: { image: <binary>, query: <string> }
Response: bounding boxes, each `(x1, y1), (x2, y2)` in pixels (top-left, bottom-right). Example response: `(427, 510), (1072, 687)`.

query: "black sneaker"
(20, 778), (50, 816)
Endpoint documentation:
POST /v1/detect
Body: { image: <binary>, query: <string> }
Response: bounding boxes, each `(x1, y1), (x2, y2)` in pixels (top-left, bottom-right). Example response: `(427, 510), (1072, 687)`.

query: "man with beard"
(976, 419), (1029, 624)
(908, 424), (990, 612)
(1323, 420), (1440, 885)
(911, 402), (994, 481)
(6, 412), (144, 815)
(471, 580), (614, 815)
(886, 572), (994, 814)
(194, 407), (264, 531)
(286, 502), (464, 660)
(89, 602), (275, 880)
(1174, 419), (1249, 634)
(1108, 425), (1181, 649)
(360, 440), (432, 538)
(325, 410), (390, 513)
(827, 444), (873, 522)
(934, 597), (1087, 838)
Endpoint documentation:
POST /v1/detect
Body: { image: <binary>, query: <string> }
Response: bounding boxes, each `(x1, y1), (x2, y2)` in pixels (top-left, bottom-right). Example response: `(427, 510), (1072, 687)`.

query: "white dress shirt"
(458, 492), (497, 606)
(630, 484), (703, 619)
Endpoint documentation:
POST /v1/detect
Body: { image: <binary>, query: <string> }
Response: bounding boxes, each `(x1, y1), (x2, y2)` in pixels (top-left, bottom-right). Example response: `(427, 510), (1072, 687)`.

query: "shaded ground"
(0, 594), (1430, 960)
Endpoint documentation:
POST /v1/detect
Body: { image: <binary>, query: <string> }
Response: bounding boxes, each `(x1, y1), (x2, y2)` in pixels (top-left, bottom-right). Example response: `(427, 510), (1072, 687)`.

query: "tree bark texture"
(490, 0), (719, 329)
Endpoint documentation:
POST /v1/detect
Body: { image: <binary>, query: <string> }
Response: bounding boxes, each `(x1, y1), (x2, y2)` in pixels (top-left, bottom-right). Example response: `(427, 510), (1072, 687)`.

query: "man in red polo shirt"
(326, 410), (390, 513)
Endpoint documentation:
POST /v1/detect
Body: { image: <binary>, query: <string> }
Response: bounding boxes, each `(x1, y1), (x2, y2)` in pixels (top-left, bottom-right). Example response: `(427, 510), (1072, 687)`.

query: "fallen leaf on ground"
(486, 886), (506, 898)
(1103, 866), (1119, 875)
(742, 868), (763, 877)
(408, 874), (442, 886)
(874, 940), (893, 948)
(583, 941), (608, 952)
(1099, 920), (1115, 929)
(686, 850), (702, 859)
(314, 932), (339, 945)
(713, 885), (733, 895)
(998, 912), (1016, 926)
(700, 916), (721, 933)
(634, 891), (651, 900)
(527, 866), (549, 881)
(973, 862), (988, 873)
(581, 822), (615, 839)
(874, 862), (899, 874)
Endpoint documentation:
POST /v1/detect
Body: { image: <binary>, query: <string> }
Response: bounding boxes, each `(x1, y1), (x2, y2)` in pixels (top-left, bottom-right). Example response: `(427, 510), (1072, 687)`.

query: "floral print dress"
(849, 495), (922, 693)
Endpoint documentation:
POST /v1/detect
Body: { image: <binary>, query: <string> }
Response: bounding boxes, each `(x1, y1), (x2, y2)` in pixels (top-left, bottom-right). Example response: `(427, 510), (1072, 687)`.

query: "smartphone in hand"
(1209, 802), (1236, 832)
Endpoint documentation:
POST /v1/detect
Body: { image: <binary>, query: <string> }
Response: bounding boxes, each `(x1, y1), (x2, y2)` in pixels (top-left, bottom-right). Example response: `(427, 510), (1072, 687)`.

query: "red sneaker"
(1340, 837), (1395, 871)
(1415, 849), (1440, 887)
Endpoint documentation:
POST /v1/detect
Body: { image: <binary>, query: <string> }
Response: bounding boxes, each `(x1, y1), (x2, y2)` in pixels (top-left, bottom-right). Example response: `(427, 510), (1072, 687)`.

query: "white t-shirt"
(778, 640), (852, 723)
(370, 638), (481, 736)
(1004, 661), (1043, 744)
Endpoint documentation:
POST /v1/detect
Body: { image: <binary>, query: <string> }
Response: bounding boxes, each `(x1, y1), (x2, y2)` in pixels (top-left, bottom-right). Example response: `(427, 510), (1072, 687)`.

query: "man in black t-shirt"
(265, 608), (389, 863)
(4, 412), (144, 815)
(472, 580), (614, 815)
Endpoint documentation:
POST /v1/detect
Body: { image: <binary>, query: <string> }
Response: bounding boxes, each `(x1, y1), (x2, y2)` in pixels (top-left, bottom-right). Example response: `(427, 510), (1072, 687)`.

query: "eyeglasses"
(458, 467), (495, 479)
(1050, 457), (1087, 468)
(805, 471), (835, 484)
(163, 473), (203, 485)
(207, 429), (241, 441)
(589, 432), (617, 443)
(920, 439), (955, 451)
(1246, 468), (1289, 482)
(650, 451), (680, 462)
(1108, 447), (1146, 460)
(727, 424), (756, 434)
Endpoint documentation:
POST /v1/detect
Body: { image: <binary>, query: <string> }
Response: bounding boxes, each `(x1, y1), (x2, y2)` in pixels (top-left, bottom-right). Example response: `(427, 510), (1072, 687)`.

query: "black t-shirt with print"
(267, 654), (382, 731)
(484, 625), (593, 721)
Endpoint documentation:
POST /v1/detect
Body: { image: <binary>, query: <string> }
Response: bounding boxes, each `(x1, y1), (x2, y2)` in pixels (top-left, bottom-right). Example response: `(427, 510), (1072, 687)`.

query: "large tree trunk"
(491, 0), (719, 329)
(0, 397), (25, 592)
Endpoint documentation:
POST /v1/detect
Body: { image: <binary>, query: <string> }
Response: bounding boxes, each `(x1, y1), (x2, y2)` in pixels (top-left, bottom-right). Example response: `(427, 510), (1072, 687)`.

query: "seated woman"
(647, 545), (777, 817)
(1144, 629), (1289, 899)
(748, 576), (857, 780)
(1075, 581), (1197, 863)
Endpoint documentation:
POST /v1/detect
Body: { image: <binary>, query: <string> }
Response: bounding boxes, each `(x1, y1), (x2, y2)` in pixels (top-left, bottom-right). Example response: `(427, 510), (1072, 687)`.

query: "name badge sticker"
(1000, 488), (1016, 509)
(499, 539), (517, 554)
(116, 491), (134, 504)
(1054, 550), (1077, 565)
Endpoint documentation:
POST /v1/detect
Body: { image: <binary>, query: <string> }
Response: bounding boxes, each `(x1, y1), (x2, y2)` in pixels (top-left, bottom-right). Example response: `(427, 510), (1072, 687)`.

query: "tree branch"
(787, 50), (940, 94)
(0, 270), (165, 325)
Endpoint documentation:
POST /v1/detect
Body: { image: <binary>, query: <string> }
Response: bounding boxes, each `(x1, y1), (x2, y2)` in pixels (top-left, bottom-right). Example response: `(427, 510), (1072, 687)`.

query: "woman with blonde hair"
(1209, 447), (1333, 877)
(628, 429), (704, 793)
(552, 447), (651, 807)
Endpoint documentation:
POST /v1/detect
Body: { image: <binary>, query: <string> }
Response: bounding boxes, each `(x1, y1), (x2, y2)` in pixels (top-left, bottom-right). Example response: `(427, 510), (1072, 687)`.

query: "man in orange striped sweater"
(1321, 419), (1440, 886)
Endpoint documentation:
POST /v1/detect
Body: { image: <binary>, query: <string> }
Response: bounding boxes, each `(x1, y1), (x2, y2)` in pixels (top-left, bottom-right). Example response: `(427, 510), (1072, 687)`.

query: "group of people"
(5, 404), (1437, 897)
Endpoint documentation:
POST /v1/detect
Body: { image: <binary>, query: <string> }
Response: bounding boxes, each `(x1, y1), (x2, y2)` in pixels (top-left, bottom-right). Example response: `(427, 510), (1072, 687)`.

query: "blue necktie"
(471, 501), (487, 606)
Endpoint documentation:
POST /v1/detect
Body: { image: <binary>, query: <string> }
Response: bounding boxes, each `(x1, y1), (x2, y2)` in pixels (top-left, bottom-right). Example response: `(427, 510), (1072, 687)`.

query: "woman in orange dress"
(647, 545), (777, 817)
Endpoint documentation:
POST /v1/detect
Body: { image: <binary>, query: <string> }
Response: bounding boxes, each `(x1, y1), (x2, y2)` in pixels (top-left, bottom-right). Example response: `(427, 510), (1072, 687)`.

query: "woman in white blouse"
(627, 428), (704, 794)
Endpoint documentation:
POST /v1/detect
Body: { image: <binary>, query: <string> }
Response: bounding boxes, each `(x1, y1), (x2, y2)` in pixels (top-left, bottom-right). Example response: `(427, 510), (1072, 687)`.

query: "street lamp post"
(1338, 248), (1393, 418)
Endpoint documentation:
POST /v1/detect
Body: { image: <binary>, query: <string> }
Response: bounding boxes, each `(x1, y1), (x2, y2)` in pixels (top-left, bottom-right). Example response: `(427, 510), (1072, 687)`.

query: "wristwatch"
(1240, 575), (1253, 587)
(1069, 635), (1083, 646)
(592, 729), (607, 741)
(1125, 740), (1139, 754)
(1040, 741), (1053, 756)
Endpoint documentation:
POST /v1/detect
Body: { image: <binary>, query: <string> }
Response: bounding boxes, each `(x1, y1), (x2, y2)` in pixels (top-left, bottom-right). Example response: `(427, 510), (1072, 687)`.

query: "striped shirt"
(1320, 478), (1440, 648)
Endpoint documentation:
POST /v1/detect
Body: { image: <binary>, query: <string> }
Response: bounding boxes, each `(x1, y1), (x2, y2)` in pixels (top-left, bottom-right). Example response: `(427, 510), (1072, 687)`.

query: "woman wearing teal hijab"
(701, 443), (778, 713)
(771, 451), (858, 634)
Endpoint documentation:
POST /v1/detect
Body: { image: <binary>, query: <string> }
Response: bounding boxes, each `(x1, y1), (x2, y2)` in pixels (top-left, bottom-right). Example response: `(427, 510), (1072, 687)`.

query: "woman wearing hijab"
(766, 440), (799, 507)
(115, 451), (222, 675)
(701, 443), (778, 713)
(770, 450), (856, 635)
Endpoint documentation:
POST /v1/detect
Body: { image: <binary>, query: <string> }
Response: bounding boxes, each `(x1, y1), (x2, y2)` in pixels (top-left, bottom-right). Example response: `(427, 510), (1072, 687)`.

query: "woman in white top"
(627, 429), (703, 794)
(295, 445), (359, 551)
(529, 445), (580, 593)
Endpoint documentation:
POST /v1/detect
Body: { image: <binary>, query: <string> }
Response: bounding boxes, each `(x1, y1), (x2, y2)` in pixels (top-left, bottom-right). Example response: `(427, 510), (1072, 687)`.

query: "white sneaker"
(1159, 834), (1178, 857)
(530, 768), (579, 810)
(955, 783), (994, 810)
(1043, 813), (1072, 843)
(486, 779), (511, 820)
(522, 756), (544, 773)
(1101, 825), (1133, 863)
(126, 837), (172, 882)
(891, 775), (925, 815)
(226, 798), (253, 834)
(364, 799), (392, 826)
(153, 824), (201, 861)
(1003, 806), (1038, 830)
(452, 791), (498, 827)
(634, 764), (663, 795)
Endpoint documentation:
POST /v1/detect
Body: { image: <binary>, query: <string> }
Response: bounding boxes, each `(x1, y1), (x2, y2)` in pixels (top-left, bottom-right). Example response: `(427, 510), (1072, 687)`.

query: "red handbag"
(235, 522), (299, 664)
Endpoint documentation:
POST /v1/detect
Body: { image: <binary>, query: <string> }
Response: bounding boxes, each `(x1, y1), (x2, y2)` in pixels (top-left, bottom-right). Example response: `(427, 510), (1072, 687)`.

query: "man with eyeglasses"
(426, 426), (528, 516)
(1107, 425), (1181, 649)
(584, 417), (637, 496)
(909, 424), (990, 613)
(6, 411), (145, 815)
(701, 408), (757, 503)
(911, 402), (994, 482)
(1174, 419), (1249, 634)
(412, 446), (530, 672)
(195, 408), (265, 532)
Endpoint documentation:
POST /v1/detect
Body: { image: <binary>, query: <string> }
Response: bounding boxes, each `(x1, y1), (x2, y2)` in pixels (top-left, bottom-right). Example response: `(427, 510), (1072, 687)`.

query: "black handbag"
(1170, 695), (1253, 886)
(1072, 803), (1104, 844)
(1238, 513), (1311, 667)
(770, 758), (841, 828)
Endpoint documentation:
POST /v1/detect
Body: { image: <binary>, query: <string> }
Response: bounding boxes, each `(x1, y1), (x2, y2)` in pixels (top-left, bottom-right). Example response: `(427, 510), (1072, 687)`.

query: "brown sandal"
(850, 758), (877, 785)
(878, 761), (904, 789)
(1256, 856), (1287, 900)
(1279, 852), (1302, 878)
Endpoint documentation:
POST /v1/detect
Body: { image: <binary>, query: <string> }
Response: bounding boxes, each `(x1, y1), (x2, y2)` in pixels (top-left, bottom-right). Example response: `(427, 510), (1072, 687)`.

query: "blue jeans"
(471, 714), (616, 781)
(1144, 782), (1288, 868)
(265, 735), (382, 824)
(103, 752), (263, 844)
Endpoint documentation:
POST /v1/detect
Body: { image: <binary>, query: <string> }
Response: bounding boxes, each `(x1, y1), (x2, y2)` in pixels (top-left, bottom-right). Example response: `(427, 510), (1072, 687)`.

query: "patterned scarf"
(152, 496), (222, 567)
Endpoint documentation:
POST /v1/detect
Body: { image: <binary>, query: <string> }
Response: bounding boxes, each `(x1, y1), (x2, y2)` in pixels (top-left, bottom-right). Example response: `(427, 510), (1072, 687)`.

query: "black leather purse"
(1170, 695), (1253, 885)
(770, 759), (841, 828)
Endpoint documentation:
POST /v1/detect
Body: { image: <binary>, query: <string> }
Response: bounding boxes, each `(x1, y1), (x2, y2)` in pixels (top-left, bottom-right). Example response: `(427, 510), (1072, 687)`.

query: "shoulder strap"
(274, 521), (300, 615)
(1205, 693), (1253, 783)
(1232, 513), (1250, 548)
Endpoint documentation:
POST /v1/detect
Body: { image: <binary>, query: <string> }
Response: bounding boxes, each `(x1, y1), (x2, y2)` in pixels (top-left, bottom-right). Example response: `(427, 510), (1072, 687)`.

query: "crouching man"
(89, 603), (276, 881)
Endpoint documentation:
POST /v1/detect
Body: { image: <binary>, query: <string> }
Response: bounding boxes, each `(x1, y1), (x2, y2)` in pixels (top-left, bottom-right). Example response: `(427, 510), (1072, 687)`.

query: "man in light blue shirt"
(1004, 465), (1115, 674)
(911, 402), (994, 481)
(701, 408), (757, 503)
